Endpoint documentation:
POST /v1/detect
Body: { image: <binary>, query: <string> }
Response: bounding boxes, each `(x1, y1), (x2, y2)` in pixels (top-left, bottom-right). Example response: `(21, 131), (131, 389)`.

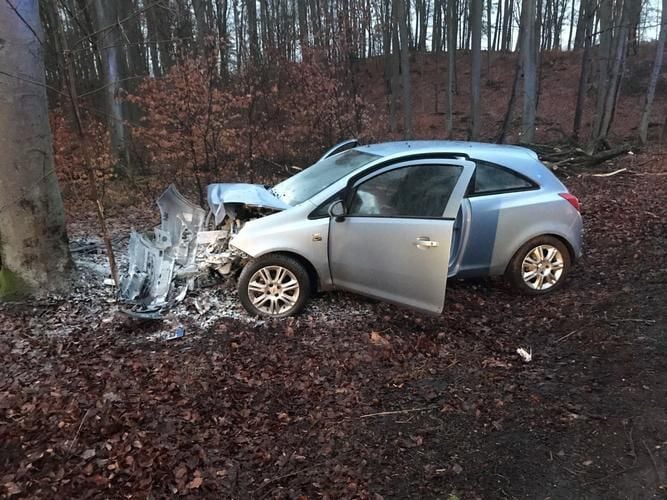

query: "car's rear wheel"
(506, 236), (571, 294)
(238, 254), (311, 317)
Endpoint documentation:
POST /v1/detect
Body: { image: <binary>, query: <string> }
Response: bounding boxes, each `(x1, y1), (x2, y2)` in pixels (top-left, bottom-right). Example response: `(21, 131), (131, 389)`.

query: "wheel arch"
(504, 232), (576, 275)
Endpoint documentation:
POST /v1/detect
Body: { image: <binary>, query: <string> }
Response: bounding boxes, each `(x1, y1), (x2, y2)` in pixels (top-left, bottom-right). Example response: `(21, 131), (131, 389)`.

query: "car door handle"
(413, 237), (439, 248)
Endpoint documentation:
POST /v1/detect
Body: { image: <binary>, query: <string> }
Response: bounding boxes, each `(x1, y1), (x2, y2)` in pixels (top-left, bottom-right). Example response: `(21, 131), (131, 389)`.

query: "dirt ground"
(1, 149), (666, 499)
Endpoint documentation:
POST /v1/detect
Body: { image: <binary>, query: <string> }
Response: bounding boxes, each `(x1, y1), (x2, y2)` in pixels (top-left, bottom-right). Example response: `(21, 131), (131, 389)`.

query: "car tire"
(238, 254), (311, 318)
(506, 236), (571, 295)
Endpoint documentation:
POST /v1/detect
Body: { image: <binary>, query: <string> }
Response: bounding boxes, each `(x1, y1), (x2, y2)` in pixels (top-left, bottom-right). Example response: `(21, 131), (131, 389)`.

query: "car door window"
(349, 164), (463, 217)
(473, 161), (534, 194)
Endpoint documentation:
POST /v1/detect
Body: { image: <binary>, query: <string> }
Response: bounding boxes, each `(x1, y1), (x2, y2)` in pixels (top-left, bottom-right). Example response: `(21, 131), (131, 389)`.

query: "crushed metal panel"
(121, 230), (176, 306)
(207, 183), (290, 224)
(158, 184), (207, 268)
(120, 184), (263, 317)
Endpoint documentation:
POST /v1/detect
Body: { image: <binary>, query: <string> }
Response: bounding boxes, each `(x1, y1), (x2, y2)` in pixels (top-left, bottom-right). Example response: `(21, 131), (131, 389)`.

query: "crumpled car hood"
(208, 183), (291, 225)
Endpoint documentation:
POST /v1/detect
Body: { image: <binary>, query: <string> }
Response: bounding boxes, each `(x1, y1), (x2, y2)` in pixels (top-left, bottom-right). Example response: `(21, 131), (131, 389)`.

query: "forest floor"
(1, 148), (666, 499)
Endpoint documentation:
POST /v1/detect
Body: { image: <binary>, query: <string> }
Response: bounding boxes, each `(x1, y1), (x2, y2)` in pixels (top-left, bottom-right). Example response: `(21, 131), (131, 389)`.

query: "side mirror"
(328, 200), (346, 222)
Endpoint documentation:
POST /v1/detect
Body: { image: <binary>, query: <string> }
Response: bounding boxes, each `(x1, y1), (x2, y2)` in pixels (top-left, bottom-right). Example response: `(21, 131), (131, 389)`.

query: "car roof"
(353, 140), (545, 181)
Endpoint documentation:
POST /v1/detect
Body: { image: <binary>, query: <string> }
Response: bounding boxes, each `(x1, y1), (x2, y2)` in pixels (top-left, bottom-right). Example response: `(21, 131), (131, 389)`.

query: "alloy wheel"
(247, 265), (300, 315)
(521, 244), (565, 290)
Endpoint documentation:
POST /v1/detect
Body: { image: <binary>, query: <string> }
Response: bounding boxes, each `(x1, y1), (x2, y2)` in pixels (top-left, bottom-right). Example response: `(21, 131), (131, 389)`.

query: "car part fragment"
(119, 184), (285, 318)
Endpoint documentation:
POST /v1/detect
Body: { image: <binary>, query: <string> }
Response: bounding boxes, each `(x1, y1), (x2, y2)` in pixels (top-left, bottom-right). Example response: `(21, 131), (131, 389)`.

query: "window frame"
(467, 160), (539, 198)
(308, 154), (476, 220)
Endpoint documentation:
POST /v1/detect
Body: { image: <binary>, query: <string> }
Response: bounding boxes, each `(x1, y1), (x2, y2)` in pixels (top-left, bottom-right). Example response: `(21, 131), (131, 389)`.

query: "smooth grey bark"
(394, 0), (413, 138)
(470, 0), (482, 139)
(639, 0), (666, 144)
(92, 0), (130, 174)
(520, 0), (537, 143)
(0, 0), (71, 297)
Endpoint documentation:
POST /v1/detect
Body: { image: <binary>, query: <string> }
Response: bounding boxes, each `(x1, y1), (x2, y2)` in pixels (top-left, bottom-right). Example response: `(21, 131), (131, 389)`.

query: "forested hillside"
(28, 0), (666, 205)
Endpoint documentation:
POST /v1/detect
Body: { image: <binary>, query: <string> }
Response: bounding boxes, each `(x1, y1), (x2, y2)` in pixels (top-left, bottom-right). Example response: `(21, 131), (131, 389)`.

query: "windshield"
(271, 150), (379, 206)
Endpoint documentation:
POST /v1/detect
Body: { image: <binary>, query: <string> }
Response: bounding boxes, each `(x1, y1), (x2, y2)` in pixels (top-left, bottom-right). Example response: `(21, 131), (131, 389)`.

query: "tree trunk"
(520, 0), (537, 143)
(146, 4), (163, 76)
(497, 18), (524, 143)
(297, 0), (309, 49)
(215, 0), (229, 78)
(433, 0), (442, 51)
(247, 0), (261, 63)
(394, 0), (413, 138)
(447, 0), (457, 134)
(486, 0), (492, 74)
(573, 1), (594, 140)
(470, 0), (482, 139)
(639, 0), (666, 144)
(193, 0), (212, 54)
(0, 0), (71, 298)
(92, 0), (130, 175)
(590, 0), (630, 151)
(390, 25), (400, 132)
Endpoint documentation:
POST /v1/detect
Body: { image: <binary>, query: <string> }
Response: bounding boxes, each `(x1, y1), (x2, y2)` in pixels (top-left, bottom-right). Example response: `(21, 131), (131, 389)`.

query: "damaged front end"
(120, 184), (288, 318)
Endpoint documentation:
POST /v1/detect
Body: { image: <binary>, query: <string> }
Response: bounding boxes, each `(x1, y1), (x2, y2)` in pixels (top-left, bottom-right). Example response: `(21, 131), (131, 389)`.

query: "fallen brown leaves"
(1, 150), (666, 499)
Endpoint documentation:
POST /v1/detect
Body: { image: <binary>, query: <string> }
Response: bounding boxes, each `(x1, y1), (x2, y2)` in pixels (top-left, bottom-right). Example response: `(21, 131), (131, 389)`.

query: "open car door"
(328, 158), (475, 314)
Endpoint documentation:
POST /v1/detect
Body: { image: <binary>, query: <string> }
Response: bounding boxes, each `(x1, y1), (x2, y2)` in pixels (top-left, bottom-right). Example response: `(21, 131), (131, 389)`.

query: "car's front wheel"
(238, 254), (311, 317)
(506, 236), (571, 294)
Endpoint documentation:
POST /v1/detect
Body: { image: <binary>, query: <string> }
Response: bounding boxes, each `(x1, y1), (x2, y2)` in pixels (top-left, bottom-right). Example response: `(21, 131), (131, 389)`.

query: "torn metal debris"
(119, 184), (284, 318)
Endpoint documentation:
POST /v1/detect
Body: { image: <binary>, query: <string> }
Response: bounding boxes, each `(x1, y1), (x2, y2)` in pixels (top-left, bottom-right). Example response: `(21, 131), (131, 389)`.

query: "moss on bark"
(0, 268), (30, 300)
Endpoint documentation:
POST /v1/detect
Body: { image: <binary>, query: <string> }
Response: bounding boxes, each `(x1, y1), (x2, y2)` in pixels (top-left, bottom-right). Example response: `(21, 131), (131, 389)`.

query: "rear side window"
(473, 161), (534, 195)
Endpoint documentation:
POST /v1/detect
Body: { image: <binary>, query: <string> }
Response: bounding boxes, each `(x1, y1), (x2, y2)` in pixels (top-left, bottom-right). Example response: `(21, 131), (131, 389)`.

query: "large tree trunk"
(0, 0), (71, 298)
(469, 0), (482, 139)
(639, 0), (666, 144)
(520, 0), (537, 143)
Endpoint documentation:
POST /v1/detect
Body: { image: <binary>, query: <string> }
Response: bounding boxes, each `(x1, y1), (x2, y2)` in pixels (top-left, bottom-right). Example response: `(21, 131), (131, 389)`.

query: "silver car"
(121, 140), (583, 319)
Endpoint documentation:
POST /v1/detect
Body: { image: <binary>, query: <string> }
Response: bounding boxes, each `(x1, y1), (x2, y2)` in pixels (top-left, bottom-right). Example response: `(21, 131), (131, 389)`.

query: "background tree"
(446, 0), (458, 135)
(639, 0), (667, 144)
(469, 0), (482, 139)
(394, 0), (413, 138)
(520, 0), (537, 143)
(0, 0), (71, 298)
(589, 0), (633, 151)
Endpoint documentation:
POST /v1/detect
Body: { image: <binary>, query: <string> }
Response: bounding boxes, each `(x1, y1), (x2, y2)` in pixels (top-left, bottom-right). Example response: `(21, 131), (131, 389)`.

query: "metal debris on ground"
(119, 184), (285, 319)
(516, 347), (533, 362)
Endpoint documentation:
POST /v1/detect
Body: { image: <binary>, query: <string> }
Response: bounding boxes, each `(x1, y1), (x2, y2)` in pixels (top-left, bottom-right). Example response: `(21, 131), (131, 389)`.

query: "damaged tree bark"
(0, 0), (71, 298)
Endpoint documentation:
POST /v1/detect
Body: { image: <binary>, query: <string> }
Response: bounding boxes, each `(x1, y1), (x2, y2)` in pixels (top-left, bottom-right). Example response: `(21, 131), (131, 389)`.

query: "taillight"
(559, 193), (580, 212)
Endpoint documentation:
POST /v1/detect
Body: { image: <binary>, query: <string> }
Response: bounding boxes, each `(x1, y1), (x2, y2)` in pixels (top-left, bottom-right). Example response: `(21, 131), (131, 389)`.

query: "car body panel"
(327, 158), (475, 314)
(328, 218), (456, 313)
(228, 201), (334, 287)
(207, 183), (290, 224)
(459, 191), (583, 276)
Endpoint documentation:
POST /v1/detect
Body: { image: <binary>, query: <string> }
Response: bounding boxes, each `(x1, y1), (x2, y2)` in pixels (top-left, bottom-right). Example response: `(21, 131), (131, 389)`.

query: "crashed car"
(121, 140), (583, 318)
